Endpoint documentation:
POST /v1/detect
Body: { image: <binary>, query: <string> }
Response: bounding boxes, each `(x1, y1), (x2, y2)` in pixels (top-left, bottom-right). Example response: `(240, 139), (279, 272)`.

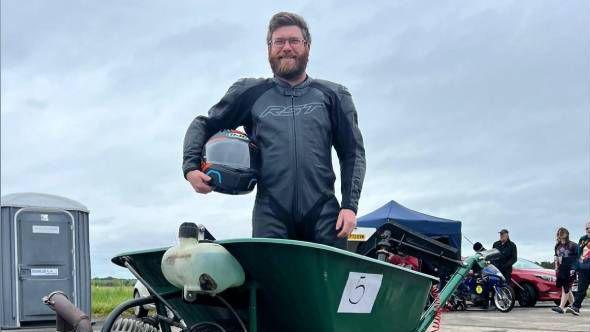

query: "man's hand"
(186, 170), (212, 194)
(336, 208), (356, 238)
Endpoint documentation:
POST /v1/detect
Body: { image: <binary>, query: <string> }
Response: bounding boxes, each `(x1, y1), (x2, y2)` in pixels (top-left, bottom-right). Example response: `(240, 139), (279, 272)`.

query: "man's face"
(268, 25), (310, 80)
(586, 222), (590, 237)
(500, 233), (508, 242)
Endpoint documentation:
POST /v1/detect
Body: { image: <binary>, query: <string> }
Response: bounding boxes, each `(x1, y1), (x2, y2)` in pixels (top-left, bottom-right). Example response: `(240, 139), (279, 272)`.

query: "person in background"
(492, 229), (518, 282)
(551, 227), (578, 314)
(566, 220), (590, 316)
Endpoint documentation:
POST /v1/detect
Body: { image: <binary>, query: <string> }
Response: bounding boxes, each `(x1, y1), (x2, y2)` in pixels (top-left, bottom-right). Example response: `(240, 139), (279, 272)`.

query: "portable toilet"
(0, 192), (91, 328)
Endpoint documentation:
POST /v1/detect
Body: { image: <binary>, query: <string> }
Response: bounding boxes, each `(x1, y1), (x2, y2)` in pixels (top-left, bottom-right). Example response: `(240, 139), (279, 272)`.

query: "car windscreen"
(513, 258), (543, 269)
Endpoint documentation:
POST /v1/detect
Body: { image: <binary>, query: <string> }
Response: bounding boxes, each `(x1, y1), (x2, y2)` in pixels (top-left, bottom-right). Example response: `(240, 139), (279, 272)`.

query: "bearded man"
(182, 12), (366, 249)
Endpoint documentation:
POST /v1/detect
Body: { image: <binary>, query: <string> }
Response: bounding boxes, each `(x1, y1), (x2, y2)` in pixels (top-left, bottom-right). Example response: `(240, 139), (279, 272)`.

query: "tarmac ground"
(6, 303), (590, 332)
(440, 303), (590, 332)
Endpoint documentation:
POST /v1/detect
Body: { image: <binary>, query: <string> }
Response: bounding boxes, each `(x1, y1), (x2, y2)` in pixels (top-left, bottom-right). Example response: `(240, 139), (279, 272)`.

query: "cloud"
(2, 1), (588, 277)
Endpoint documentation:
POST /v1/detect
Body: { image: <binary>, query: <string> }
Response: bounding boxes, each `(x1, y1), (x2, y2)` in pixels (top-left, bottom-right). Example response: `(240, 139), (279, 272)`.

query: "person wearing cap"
(492, 229), (518, 282)
(566, 220), (590, 316)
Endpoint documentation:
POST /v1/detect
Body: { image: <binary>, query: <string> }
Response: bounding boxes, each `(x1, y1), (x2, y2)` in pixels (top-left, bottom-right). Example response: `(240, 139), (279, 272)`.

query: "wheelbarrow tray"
(112, 238), (436, 332)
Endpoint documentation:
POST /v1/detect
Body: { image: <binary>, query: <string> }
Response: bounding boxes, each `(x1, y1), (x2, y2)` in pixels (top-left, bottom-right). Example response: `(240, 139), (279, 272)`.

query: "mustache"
(268, 50), (309, 79)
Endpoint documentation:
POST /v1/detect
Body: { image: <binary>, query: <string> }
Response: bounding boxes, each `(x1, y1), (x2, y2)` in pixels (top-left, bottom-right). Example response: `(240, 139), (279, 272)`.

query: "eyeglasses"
(269, 38), (306, 48)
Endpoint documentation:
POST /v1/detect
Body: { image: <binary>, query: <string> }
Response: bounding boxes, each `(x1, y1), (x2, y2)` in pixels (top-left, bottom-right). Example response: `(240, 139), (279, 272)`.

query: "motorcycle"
(450, 242), (516, 312)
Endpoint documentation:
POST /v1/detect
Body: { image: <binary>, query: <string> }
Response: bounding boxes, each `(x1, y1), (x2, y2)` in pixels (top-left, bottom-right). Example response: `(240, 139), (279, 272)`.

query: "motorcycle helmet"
(473, 242), (485, 252)
(201, 129), (258, 195)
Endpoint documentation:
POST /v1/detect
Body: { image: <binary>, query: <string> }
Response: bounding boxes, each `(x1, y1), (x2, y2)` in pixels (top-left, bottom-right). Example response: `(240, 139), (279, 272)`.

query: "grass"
(89, 279), (590, 319)
(91, 280), (134, 318)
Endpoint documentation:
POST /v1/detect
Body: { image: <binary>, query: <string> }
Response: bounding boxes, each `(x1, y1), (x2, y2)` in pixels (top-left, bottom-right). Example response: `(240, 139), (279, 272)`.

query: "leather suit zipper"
(291, 92), (299, 222)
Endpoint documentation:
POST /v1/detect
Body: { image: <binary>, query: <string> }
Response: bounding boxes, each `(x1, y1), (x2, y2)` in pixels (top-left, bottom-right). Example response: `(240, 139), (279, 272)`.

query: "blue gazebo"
(357, 200), (462, 252)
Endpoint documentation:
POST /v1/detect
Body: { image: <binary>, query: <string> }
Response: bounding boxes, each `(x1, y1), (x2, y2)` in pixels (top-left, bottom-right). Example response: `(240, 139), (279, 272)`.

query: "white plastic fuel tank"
(161, 223), (245, 301)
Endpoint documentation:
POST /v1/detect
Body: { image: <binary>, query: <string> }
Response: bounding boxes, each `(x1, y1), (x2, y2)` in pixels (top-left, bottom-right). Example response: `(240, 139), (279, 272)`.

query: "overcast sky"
(2, 1), (589, 277)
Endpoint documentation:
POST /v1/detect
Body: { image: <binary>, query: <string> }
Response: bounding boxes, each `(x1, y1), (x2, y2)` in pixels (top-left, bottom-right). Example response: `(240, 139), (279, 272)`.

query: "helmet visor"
(204, 138), (254, 170)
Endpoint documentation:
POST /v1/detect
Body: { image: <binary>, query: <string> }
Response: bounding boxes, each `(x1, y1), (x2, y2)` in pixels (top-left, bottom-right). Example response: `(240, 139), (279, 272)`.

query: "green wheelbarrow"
(90, 223), (499, 332)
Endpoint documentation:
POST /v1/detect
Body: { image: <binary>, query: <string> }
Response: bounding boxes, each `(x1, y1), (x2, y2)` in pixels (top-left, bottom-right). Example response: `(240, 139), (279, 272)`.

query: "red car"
(511, 258), (562, 307)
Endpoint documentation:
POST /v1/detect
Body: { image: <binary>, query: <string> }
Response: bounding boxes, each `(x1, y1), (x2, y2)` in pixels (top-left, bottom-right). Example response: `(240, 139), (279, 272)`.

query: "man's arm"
(332, 85), (366, 213)
(183, 79), (262, 178)
(325, 84), (365, 238)
(504, 242), (518, 269)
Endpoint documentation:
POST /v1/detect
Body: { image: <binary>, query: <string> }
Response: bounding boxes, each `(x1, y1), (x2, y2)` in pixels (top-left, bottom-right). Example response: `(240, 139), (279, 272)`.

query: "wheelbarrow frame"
(101, 257), (257, 332)
(100, 245), (499, 332)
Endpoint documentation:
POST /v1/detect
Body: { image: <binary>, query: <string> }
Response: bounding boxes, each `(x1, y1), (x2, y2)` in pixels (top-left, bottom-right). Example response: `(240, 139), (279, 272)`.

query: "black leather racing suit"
(183, 76), (366, 248)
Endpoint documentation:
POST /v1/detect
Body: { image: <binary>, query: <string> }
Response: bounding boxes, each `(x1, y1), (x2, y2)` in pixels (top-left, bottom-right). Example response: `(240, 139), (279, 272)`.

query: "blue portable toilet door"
(16, 210), (75, 323)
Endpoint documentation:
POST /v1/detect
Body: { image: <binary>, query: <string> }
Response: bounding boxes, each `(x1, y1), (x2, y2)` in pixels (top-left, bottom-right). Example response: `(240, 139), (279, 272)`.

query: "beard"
(268, 48), (309, 80)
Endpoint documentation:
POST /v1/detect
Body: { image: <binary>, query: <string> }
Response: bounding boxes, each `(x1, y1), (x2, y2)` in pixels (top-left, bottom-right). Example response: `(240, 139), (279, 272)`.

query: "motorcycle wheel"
(455, 301), (467, 311)
(493, 286), (515, 312)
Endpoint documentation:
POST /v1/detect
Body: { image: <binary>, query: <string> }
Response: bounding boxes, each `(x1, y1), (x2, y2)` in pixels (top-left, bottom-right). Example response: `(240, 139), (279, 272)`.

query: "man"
(492, 229), (518, 282)
(182, 12), (366, 249)
(566, 221), (590, 316)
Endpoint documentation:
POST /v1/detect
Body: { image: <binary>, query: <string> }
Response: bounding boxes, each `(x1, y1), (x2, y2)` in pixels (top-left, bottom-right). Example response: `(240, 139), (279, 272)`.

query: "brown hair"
(267, 12), (311, 45)
(556, 227), (570, 243)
